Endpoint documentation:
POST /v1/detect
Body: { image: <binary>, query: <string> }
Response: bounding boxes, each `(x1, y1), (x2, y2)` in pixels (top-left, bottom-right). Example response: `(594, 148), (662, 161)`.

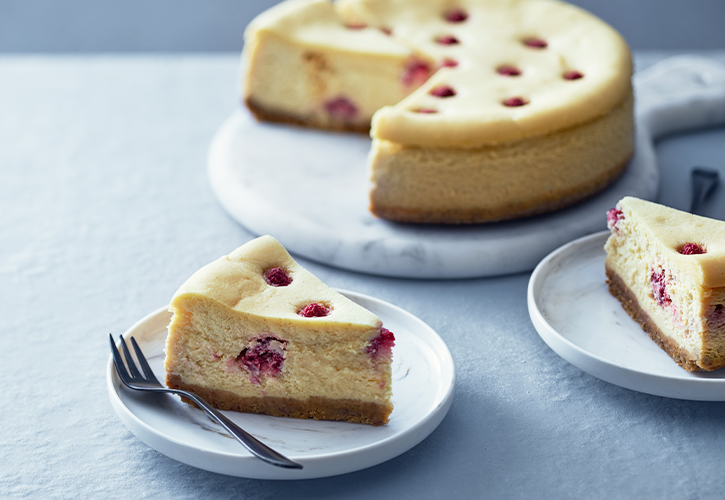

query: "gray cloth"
(2, 52), (725, 499)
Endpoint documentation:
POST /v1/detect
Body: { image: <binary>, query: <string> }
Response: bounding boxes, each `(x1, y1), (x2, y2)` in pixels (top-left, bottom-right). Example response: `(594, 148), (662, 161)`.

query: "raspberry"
(414, 108), (438, 114)
(324, 96), (358, 119)
(402, 59), (432, 87)
(440, 58), (459, 68)
(366, 327), (395, 358)
(523, 37), (548, 48)
(497, 65), (522, 76)
(436, 35), (460, 45)
(230, 336), (287, 385)
(503, 97), (528, 107)
(650, 268), (671, 307)
(299, 303), (330, 317)
(606, 208), (624, 231)
(444, 8), (468, 23)
(430, 85), (456, 97)
(346, 23), (367, 30)
(564, 70), (584, 80)
(264, 267), (292, 287)
(679, 243), (705, 255)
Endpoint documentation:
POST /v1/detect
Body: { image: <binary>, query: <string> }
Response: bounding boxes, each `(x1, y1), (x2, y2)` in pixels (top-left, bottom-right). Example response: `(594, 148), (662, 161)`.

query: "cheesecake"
(605, 197), (725, 371)
(242, 0), (634, 224)
(164, 236), (395, 425)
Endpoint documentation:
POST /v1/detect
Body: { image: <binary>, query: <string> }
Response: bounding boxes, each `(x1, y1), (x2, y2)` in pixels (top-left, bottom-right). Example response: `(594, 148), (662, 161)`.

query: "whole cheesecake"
(243, 0), (634, 223)
(605, 197), (725, 372)
(164, 236), (395, 425)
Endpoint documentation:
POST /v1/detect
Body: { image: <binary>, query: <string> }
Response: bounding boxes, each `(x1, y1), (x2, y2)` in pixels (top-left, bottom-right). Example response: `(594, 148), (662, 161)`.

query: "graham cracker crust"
(167, 373), (392, 426)
(369, 154), (632, 225)
(245, 98), (370, 134)
(605, 265), (705, 371)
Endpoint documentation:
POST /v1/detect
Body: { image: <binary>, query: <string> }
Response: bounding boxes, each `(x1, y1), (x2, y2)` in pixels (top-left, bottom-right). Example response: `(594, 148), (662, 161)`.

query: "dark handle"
(691, 167), (719, 214)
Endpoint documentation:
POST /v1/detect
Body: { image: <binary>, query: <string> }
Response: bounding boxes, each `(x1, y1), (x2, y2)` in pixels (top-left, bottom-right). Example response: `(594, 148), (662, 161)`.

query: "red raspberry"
(444, 8), (468, 23)
(440, 59), (459, 68)
(366, 327), (396, 358)
(264, 268), (292, 287)
(299, 303), (330, 317)
(231, 336), (287, 385)
(564, 70), (584, 80)
(650, 268), (671, 307)
(324, 96), (358, 119)
(523, 37), (548, 48)
(497, 65), (522, 76)
(430, 85), (456, 97)
(607, 208), (624, 231)
(503, 97), (528, 107)
(436, 35), (460, 45)
(402, 59), (432, 87)
(679, 243), (705, 255)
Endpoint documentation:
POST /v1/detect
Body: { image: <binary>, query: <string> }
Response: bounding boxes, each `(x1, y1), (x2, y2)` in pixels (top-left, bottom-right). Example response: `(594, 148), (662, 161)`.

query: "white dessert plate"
(208, 56), (725, 278)
(528, 231), (725, 401)
(107, 290), (455, 480)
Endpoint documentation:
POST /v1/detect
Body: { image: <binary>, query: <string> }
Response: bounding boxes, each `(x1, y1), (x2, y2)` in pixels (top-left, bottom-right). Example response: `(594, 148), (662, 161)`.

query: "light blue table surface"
(2, 51), (725, 499)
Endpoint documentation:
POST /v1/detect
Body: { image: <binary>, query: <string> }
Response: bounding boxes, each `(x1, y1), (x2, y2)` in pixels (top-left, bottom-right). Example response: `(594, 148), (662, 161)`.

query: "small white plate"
(107, 290), (455, 479)
(528, 231), (725, 401)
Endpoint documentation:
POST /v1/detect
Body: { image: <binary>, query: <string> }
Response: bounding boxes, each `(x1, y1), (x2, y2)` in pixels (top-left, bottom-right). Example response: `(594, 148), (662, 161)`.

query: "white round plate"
(208, 56), (725, 279)
(107, 290), (455, 480)
(528, 231), (725, 401)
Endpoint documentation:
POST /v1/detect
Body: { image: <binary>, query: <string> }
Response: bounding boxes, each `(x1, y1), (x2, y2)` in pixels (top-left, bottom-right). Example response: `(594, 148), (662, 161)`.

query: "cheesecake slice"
(164, 236), (394, 425)
(605, 197), (725, 371)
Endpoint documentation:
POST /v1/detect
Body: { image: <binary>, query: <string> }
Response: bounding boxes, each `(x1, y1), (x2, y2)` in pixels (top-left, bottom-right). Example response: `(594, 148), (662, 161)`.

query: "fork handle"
(175, 390), (303, 469)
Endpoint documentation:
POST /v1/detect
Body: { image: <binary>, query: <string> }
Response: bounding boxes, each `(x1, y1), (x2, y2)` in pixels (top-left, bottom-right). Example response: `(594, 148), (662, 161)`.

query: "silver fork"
(109, 334), (302, 469)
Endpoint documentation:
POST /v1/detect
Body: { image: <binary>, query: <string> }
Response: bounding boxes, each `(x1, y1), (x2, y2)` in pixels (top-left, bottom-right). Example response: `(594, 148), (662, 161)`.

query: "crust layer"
(605, 265), (708, 371)
(167, 373), (392, 426)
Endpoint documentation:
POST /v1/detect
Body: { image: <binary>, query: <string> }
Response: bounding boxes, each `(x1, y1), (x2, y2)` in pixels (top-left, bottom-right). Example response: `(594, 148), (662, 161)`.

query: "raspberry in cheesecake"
(164, 236), (395, 425)
(604, 197), (725, 371)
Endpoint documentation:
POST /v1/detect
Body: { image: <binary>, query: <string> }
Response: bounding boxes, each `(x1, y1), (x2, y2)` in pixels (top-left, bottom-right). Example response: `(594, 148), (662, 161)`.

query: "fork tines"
(109, 334), (160, 384)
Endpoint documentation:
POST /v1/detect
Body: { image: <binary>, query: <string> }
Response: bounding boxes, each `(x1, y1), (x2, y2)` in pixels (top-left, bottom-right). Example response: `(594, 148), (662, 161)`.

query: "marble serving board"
(208, 56), (725, 279)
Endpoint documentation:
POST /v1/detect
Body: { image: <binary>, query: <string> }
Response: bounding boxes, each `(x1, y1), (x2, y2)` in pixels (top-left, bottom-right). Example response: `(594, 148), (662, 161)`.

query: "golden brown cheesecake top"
(171, 235), (381, 328)
(613, 197), (725, 288)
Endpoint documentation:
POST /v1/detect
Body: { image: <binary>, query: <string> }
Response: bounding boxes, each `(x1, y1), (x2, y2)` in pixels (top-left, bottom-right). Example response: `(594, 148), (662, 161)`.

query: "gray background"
(1, 0), (724, 52)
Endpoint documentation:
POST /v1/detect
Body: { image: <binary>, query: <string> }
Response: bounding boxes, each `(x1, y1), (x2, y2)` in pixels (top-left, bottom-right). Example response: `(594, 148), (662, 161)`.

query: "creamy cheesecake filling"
(166, 297), (391, 403)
